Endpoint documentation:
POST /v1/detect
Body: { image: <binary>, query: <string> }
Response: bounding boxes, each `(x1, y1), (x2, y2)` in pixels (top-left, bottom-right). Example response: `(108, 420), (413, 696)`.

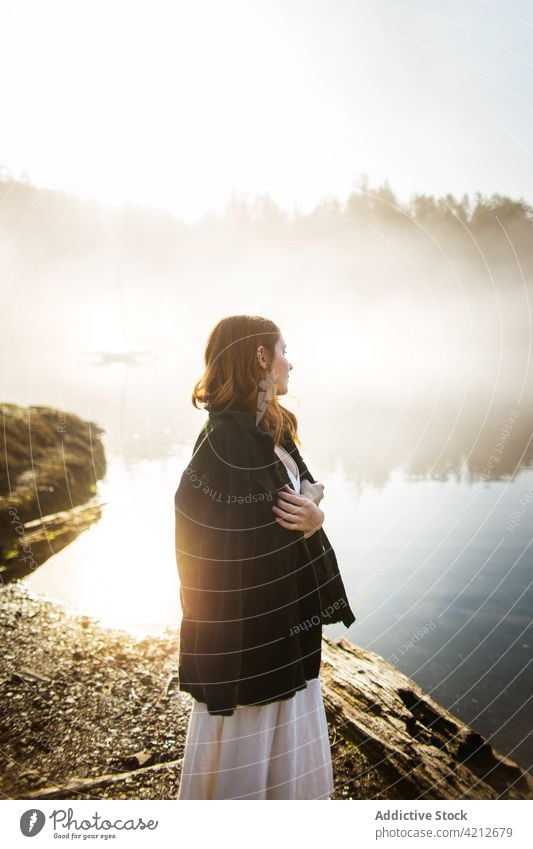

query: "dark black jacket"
(174, 408), (356, 715)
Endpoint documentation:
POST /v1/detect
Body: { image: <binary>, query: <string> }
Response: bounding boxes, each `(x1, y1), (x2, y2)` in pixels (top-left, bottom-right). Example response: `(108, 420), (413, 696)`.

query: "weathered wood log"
(321, 636), (533, 800)
(23, 757), (184, 800)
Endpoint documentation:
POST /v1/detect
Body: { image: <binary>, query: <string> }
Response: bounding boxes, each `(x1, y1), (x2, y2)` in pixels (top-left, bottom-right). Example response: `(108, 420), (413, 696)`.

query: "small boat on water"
(79, 348), (154, 366)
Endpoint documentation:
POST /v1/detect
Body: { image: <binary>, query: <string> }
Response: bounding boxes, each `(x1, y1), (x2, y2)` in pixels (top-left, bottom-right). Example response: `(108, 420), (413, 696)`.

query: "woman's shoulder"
(176, 420), (257, 509)
(197, 409), (274, 451)
(197, 412), (256, 446)
(190, 414), (261, 476)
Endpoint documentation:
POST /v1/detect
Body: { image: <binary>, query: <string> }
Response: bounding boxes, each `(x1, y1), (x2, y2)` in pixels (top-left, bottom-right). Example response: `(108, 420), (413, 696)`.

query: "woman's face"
(257, 334), (293, 394)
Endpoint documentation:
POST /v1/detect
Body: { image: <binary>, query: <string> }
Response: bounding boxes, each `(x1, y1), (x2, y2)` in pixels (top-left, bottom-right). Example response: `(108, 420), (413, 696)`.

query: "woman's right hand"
(272, 484), (324, 537)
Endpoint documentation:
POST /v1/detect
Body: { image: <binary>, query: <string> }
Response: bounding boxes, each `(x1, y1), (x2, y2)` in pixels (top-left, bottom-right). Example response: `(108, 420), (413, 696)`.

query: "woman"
(174, 315), (355, 799)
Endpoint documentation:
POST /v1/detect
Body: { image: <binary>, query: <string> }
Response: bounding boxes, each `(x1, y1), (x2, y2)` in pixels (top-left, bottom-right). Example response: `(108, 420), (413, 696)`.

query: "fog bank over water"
(1, 178), (532, 483)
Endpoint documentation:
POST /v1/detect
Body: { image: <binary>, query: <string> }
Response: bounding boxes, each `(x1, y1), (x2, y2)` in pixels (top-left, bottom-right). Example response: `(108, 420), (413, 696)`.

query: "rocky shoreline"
(0, 581), (530, 801)
(0, 404), (106, 581)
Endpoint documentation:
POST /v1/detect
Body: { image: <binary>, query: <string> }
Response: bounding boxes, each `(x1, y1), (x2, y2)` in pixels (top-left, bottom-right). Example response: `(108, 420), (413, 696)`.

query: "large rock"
(0, 403), (106, 579)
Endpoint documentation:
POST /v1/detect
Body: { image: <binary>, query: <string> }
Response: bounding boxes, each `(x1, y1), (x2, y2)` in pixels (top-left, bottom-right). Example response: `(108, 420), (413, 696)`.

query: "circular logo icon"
(20, 809), (46, 837)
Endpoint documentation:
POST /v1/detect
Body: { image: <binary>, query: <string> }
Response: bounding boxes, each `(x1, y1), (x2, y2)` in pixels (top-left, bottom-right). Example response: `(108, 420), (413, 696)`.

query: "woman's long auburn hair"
(192, 315), (300, 447)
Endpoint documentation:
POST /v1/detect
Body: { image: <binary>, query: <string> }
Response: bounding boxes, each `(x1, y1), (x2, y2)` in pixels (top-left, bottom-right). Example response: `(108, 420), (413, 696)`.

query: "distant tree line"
(1, 169), (532, 289)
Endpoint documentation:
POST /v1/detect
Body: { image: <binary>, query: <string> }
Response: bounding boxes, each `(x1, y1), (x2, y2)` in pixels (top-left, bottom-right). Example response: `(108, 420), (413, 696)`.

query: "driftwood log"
(321, 636), (532, 800)
(22, 758), (184, 800)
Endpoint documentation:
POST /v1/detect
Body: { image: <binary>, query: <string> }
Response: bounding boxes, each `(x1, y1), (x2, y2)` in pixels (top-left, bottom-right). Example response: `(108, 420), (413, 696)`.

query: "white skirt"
(177, 677), (334, 800)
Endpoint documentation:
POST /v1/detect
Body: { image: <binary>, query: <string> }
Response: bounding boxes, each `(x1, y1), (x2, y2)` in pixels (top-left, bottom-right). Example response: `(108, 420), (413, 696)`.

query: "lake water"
(24, 441), (533, 773)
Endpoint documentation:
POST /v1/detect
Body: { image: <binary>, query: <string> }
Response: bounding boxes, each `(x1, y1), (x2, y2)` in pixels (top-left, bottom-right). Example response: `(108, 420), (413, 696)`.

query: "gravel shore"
(0, 581), (189, 800)
(0, 581), (360, 800)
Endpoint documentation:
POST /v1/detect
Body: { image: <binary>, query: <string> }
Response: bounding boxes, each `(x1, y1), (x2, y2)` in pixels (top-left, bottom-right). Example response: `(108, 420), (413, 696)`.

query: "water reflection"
(24, 451), (190, 638)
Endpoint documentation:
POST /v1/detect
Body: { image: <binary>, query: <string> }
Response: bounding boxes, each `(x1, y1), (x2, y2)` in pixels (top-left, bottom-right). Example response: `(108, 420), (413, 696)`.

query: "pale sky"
(1, 0), (533, 221)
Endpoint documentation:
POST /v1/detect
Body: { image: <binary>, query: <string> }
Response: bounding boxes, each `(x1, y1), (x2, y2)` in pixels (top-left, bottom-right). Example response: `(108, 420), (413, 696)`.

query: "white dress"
(177, 449), (334, 800)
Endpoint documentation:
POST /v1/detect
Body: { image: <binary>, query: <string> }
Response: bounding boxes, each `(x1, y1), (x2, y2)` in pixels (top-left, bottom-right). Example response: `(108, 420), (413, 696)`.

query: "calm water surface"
(24, 444), (533, 772)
